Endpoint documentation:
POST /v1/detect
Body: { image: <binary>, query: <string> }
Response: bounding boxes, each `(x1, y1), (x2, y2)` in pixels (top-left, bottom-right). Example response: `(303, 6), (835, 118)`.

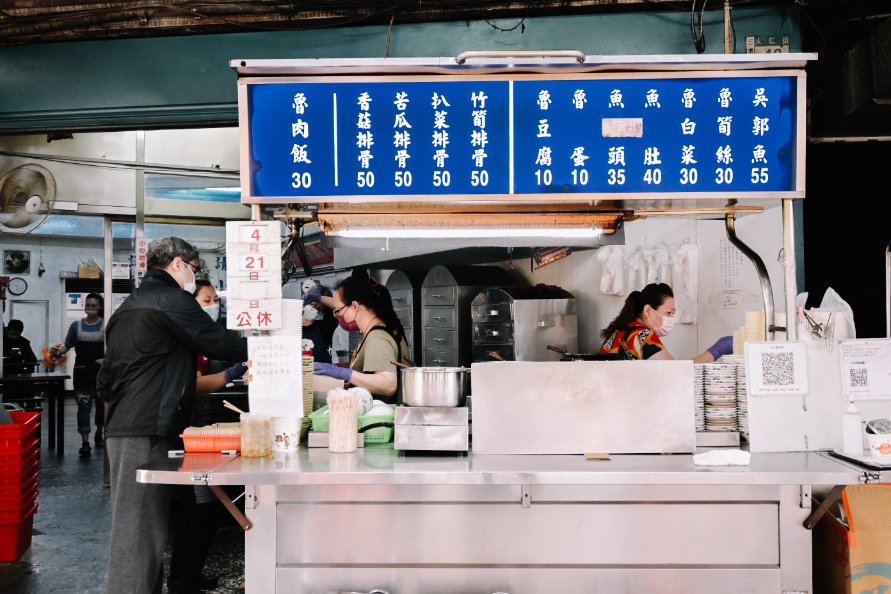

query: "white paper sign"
(226, 220), (281, 245)
(226, 220), (283, 329)
(745, 341), (809, 395)
(247, 335), (304, 417)
(839, 339), (891, 400)
(227, 298), (281, 330)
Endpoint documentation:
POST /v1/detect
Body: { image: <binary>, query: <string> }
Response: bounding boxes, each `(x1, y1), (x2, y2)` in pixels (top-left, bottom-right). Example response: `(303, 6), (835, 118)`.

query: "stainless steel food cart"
(138, 448), (863, 594)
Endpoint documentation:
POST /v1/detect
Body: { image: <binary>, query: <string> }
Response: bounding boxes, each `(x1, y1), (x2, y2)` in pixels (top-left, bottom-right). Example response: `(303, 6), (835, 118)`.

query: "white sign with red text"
(135, 237), (149, 286)
(226, 221), (282, 330)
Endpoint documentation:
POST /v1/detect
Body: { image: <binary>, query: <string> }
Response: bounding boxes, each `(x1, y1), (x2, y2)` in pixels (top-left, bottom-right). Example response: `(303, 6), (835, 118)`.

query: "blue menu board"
(244, 73), (798, 199)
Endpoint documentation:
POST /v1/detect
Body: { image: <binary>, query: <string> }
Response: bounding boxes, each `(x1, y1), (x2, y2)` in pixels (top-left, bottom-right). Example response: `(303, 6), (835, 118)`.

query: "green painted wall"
(0, 6), (799, 132)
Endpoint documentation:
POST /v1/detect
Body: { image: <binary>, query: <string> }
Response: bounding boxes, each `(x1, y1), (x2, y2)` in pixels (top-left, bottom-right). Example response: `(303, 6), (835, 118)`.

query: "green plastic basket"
(309, 404), (395, 444)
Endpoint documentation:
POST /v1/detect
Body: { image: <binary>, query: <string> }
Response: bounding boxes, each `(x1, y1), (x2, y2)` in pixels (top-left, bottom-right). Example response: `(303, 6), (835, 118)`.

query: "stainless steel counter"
(139, 447), (863, 594)
(138, 446), (861, 487)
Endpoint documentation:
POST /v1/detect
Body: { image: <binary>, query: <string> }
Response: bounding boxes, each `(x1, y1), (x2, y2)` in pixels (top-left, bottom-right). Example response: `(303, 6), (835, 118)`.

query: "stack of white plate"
(736, 360), (749, 438)
(703, 362), (738, 432)
(693, 364), (706, 431)
(269, 298), (303, 337)
(715, 355), (747, 437)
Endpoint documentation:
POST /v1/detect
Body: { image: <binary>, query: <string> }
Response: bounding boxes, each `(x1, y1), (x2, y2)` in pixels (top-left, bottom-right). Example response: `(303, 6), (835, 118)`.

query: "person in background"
(302, 283), (337, 363)
(2, 319), (38, 375)
(307, 273), (410, 402)
(97, 236), (248, 594)
(166, 279), (246, 594)
(192, 278), (247, 392)
(53, 293), (106, 457)
(599, 282), (733, 362)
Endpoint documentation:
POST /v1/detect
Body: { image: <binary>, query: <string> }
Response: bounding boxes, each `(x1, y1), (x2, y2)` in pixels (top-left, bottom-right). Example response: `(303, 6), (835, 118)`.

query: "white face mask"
(180, 261), (197, 294)
(202, 303), (220, 322)
(304, 305), (324, 321)
(654, 313), (676, 337)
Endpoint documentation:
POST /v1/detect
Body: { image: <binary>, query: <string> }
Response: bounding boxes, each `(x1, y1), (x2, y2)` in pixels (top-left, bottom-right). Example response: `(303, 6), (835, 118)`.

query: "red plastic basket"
(0, 456), (39, 484)
(0, 475), (37, 503)
(0, 456), (39, 481)
(0, 484), (38, 523)
(0, 412), (40, 452)
(0, 436), (40, 467)
(0, 501), (38, 562)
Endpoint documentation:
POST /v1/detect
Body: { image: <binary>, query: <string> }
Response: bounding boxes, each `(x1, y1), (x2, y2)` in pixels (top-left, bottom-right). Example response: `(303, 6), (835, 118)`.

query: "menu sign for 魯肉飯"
(241, 72), (801, 201)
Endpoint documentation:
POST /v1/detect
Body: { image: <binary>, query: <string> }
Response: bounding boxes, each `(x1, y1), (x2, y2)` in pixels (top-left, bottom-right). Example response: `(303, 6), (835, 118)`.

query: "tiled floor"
(0, 397), (245, 594)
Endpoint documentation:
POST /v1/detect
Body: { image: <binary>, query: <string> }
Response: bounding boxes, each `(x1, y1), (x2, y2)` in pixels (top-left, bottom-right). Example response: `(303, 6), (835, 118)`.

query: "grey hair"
(147, 236), (200, 269)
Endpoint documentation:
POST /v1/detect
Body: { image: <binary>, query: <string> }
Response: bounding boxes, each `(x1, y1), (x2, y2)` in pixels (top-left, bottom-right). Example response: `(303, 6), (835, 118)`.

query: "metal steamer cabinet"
(139, 53), (818, 593)
(471, 285), (577, 363)
(421, 265), (513, 368)
(384, 270), (423, 365)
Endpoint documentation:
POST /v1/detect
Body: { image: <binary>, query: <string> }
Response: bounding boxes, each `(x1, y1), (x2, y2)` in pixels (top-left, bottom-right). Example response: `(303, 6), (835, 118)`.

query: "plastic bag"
(796, 287), (856, 342)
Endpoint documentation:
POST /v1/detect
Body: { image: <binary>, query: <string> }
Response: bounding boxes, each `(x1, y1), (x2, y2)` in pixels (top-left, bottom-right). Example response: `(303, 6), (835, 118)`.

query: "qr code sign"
(849, 368), (868, 388)
(761, 351), (795, 386)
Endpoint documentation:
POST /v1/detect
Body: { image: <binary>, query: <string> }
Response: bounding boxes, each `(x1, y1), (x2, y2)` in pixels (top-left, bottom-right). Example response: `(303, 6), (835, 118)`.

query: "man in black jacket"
(98, 236), (248, 594)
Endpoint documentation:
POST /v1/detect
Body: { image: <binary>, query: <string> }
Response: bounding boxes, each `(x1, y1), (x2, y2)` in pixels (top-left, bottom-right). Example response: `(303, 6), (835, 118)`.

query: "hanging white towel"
(672, 242), (698, 324)
(643, 246), (657, 284)
(652, 242), (672, 285)
(624, 247), (645, 294)
(597, 245), (625, 295)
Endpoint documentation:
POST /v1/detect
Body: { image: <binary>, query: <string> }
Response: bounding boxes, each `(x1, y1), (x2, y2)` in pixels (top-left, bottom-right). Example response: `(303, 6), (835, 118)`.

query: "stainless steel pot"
(400, 367), (469, 407)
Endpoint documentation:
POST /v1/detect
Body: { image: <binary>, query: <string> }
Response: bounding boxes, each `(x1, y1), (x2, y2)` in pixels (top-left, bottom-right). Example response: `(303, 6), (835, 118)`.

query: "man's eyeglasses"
(184, 260), (202, 274)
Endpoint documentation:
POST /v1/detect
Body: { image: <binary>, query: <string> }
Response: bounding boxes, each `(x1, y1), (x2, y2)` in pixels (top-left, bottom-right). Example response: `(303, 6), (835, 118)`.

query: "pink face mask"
(654, 314), (676, 337)
(336, 304), (360, 332)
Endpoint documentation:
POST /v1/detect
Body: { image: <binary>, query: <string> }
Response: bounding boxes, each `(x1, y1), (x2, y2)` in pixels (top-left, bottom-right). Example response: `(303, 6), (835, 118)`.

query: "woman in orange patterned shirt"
(599, 283), (731, 362)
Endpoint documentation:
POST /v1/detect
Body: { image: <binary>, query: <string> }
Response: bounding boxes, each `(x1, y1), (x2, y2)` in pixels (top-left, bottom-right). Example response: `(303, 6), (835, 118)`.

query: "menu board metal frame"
(235, 57), (809, 206)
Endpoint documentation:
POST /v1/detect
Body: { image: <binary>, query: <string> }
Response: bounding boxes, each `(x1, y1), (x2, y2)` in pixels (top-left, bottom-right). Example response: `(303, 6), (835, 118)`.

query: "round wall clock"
(7, 277), (28, 296)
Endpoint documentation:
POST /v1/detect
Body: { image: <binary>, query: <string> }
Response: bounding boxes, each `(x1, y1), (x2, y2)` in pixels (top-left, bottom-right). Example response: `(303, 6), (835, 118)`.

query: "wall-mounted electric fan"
(0, 164), (57, 235)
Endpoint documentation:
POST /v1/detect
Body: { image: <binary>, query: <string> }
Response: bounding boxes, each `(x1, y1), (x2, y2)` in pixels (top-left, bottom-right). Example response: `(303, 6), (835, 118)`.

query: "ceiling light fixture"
(337, 227), (603, 239)
(319, 212), (622, 239)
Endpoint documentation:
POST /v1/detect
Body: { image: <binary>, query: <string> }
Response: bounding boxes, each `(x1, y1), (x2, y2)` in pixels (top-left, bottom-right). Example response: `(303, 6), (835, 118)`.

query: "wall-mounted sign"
(239, 71), (802, 202)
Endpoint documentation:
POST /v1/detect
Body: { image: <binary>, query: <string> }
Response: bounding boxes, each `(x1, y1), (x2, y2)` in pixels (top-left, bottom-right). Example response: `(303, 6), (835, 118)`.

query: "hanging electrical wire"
(690, 0), (708, 54)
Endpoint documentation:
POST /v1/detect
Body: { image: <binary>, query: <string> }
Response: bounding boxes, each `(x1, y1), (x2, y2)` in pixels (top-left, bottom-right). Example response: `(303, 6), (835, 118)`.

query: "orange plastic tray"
(180, 434), (241, 453)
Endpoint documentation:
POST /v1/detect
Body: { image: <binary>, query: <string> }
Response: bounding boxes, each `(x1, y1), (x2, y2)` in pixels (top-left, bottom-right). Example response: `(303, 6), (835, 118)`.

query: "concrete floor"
(0, 397), (245, 594)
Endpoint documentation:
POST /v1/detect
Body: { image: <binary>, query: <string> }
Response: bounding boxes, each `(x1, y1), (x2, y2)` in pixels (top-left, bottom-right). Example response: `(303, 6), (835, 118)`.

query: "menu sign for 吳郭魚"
(243, 73), (800, 201)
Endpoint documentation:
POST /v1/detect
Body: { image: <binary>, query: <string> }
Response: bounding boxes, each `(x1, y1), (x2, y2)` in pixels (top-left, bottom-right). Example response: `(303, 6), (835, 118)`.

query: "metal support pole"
(783, 200), (799, 340)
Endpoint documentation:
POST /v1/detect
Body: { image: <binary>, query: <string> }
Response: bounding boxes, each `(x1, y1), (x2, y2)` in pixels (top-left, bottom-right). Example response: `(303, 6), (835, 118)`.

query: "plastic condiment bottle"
(842, 401), (863, 455)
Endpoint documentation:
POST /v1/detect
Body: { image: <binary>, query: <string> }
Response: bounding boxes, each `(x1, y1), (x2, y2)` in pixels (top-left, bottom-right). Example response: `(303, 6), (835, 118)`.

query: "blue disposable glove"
(706, 336), (734, 360)
(302, 292), (322, 305)
(313, 361), (352, 382)
(225, 362), (249, 383)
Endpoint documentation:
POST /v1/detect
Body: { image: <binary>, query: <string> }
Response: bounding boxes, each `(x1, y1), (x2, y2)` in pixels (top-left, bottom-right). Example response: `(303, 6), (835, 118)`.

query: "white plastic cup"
(867, 433), (891, 458)
(270, 416), (300, 452)
(240, 413), (271, 457)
